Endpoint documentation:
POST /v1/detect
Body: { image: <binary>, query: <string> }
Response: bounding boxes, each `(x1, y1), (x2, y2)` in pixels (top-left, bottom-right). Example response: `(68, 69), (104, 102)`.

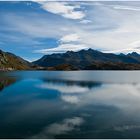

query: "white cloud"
(113, 5), (140, 11)
(129, 40), (140, 49)
(103, 40), (140, 54)
(35, 43), (88, 54)
(34, 1), (140, 55)
(36, 1), (85, 20)
(80, 19), (92, 24)
(2, 1), (140, 57)
(60, 33), (80, 43)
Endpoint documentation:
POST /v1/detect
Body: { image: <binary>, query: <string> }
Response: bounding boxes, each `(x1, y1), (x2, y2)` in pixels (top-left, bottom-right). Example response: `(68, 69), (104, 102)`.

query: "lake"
(0, 71), (140, 138)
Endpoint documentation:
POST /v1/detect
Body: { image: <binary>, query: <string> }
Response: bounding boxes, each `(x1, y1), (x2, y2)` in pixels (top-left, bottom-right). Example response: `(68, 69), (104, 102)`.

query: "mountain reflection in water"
(0, 71), (140, 138)
(0, 76), (17, 91)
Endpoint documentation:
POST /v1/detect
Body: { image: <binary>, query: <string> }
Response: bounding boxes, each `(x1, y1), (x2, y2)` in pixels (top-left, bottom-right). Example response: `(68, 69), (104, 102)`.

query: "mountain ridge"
(1, 48), (140, 70)
(0, 49), (32, 70)
(33, 48), (140, 70)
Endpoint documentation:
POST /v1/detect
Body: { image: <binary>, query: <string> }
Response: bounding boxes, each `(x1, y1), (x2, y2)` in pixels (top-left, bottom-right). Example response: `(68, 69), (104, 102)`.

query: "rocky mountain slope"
(0, 49), (31, 70)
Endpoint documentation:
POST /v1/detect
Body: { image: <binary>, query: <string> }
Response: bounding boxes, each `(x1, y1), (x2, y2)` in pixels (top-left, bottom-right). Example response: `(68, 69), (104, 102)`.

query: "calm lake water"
(1, 71), (140, 138)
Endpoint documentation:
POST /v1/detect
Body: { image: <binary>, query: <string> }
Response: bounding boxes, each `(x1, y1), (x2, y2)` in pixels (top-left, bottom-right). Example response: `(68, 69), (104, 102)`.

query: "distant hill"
(0, 49), (32, 70)
(33, 49), (140, 70)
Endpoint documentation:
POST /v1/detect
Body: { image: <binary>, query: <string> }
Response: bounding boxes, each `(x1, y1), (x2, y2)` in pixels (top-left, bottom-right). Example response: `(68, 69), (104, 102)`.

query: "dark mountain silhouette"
(33, 49), (140, 70)
(127, 52), (140, 62)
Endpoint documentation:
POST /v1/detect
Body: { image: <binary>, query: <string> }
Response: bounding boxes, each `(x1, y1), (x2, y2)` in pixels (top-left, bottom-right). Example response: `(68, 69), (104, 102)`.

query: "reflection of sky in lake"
(0, 71), (140, 138)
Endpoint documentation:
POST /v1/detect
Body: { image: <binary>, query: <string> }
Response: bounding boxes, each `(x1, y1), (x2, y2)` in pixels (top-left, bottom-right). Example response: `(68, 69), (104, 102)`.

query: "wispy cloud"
(35, 43), (88, 54)
(113, 5), (140, 11)
(79, 19), (92, 24)
(35, 1), (85, 20)
(1, 1), (140, 60)
(60, 33), (80, 43)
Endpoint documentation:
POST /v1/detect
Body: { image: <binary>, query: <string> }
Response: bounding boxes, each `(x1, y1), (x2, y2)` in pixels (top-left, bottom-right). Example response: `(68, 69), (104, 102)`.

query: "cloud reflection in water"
(1, 71), (140, 138)
(32, 117), (84, 138)
(38, 80), (140, 114)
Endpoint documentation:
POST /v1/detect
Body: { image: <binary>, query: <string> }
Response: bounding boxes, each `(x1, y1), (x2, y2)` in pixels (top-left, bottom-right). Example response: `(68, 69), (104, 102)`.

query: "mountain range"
(1, 48), (140, 70)
(33, 49), (140, 70)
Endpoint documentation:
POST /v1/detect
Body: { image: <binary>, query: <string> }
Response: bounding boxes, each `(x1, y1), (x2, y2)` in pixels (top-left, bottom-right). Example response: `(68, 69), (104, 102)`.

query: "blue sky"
(1, 1), (140, 61)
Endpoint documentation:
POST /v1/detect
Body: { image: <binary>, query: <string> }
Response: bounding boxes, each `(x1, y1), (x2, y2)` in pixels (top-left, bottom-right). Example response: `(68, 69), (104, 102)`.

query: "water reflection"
(0, 77), (17, 91)
(0, 71), (140, 138)
(37, 79), (101, 105)
(32, 117), (84, 138)
(8, 70), (140, 83)
(43, 79), (101, 88)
